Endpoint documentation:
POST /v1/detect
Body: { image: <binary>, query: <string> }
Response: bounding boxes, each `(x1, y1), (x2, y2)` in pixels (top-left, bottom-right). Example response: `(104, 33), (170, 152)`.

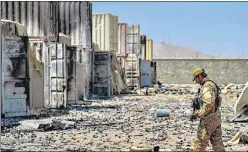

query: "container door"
(93, 52), (111, 98)
(1, 36), (30, 117)
(45, 43), (67, 108)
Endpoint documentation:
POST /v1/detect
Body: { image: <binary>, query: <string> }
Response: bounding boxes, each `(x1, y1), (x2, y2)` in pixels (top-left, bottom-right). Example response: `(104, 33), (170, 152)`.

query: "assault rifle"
(190, 88), (204, 121)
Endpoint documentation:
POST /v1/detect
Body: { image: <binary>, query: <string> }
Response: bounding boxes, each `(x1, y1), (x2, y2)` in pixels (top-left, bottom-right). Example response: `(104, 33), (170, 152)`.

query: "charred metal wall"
(1, 1), (59, 41)
(58, 2), (92, 47)
(93, 52), (111, 98)
(1, 35), (30, 117)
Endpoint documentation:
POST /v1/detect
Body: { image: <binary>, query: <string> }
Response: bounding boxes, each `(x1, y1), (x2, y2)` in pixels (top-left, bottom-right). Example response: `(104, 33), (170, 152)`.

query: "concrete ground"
(1, 91), (248, 151)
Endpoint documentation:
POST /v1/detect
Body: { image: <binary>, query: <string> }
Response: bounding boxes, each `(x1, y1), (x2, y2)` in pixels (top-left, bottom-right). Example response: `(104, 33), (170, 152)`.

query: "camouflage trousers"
(193, 112), (225, 151)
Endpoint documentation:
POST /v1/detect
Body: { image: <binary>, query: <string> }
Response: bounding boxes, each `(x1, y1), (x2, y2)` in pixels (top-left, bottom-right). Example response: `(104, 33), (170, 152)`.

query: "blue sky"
(92, 2), (248, 57)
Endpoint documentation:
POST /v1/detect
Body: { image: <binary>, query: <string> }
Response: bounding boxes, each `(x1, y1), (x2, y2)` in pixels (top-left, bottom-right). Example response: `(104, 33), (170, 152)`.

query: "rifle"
(190, 88), (204, 121)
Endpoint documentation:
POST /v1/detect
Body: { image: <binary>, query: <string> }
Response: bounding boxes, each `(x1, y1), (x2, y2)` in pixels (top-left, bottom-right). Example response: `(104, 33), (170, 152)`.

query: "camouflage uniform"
(193, 77), (225, 152)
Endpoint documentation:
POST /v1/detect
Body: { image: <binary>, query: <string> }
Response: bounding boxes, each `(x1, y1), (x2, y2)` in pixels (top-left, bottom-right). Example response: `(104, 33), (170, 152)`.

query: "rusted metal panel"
(126, 24), (140, 55)
(43, 43), (67, 108)
(93, 52), (111, 98)
(1, 2), (59, 42)
(140, 60), (152, 87)
(1, 35), (30, 117)
(140, 35), (146, 60)
(118, 23), (127, 55)
(59, 2), (92, 48)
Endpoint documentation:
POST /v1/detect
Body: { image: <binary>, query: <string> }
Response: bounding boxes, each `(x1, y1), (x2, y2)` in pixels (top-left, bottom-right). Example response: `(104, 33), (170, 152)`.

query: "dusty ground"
(1, 88), (248, 151)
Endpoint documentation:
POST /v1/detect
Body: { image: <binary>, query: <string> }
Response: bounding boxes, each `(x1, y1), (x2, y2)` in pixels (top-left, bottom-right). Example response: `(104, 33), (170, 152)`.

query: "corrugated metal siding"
(140, 35), (146, 60)
(31, 64), (44, 109)
(118, 23), (127, 55)
(146, 39), (153, 61)
(29, 41), (44, 109)
(92, 14), (118, 52)
(126, 24), (140, 55)
(59, 2), (92, 47)
(1, 1), (59, 41)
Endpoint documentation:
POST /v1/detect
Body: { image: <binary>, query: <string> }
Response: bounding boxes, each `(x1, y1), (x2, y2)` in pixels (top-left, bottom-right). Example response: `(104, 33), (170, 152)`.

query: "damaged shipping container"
(92, 52), (111, 99)
(1, 1), (59, 41)
(1, 35), (31, 117)
(92, 14), (118, 52)
(58, 2), (92, 47)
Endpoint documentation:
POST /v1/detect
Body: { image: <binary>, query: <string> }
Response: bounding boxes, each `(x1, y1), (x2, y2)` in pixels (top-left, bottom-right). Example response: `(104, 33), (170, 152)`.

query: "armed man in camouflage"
(192, 68), (225, 151)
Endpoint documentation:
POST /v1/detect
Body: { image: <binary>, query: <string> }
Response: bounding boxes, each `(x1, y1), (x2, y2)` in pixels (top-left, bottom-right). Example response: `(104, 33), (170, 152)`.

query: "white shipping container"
(92, 14), (118, 52)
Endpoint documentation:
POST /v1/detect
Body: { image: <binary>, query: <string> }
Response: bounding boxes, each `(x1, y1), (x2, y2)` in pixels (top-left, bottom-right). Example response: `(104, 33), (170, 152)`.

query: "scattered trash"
(1, 83), (247, 151)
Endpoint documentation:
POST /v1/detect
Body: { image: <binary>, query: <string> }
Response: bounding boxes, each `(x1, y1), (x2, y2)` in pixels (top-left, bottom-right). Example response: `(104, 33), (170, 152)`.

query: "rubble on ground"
(1, 84), (248, 151)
